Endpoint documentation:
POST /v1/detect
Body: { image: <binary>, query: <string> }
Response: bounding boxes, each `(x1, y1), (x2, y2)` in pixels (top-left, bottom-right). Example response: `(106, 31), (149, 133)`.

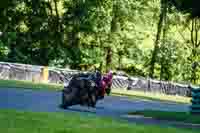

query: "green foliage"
(0, 0), (200, 84)
(169, 0), (200, 18)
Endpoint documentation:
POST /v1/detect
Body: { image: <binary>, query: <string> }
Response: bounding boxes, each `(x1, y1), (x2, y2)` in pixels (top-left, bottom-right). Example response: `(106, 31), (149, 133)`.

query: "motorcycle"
(60, 72), (104, 109)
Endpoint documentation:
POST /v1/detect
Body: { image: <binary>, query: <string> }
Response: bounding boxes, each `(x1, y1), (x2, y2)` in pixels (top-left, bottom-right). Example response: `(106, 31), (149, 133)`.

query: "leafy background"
(0, 0), (199, 84)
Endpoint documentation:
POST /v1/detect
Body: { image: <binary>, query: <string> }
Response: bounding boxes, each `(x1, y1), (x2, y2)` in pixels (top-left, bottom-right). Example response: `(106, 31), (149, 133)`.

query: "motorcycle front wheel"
(61, 87), (78, 109)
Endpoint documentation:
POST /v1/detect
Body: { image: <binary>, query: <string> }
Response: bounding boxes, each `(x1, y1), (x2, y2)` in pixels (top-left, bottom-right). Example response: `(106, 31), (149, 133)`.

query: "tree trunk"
(118, 50), (123, 70)
(105, 1), (119, 72)
(106, 47), (112, 72)
(53, 0), (62, 32)
(149, 0), (167, 78)
(68, 27), (81, 69)
(159, 0), (168, 80)
(190, 18), (200, 84)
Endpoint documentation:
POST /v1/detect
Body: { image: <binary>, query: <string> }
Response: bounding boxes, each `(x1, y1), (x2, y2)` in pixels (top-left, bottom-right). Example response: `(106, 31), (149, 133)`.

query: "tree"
(169, 0), (200, 18)
(169, 0), (200, 83)
(184, 18), (200, 83)
(149, 0), (168, 78)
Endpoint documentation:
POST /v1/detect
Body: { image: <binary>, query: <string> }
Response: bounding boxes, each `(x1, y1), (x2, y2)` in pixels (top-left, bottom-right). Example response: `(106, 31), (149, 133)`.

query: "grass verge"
(111, 89), (191, 104)
(0, 79), (191, 104)
(128, 110), (200, 124)
(0, 79), (63, 91)
(0, 109), (198, 133)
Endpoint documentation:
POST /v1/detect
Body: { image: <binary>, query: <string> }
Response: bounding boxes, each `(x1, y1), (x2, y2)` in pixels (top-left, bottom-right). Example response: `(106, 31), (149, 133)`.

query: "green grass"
(111, 89), (191, 104)
(0, 79), (63, 91)
(128, 110), (200, 124)
(0, 79), (191, 104)
(0, 109), (198, 133)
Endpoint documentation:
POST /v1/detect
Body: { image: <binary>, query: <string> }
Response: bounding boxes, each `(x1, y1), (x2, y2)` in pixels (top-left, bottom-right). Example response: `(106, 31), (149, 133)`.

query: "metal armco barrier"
(0, 61), (196, 97)
(190, 87), (200, 114)
(112, 76), (129, 90)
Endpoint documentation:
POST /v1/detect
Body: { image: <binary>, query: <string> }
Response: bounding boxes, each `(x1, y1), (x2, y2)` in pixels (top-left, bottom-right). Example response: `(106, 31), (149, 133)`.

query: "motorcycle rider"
(96, 70), (113, 99)
(85, 70), (113, 107)
(74, 69), (113, 106)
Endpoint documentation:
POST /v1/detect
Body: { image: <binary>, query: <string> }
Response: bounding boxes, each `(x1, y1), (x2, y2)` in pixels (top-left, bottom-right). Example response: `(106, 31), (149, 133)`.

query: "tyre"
(60, 90), (69, 109)
(90, 93), (97, 108)
(61, 87), (78, 108)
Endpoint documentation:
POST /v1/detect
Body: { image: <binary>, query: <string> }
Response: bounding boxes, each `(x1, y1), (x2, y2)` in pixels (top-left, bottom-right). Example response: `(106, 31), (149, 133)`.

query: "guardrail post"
(41, 66), (49, 83)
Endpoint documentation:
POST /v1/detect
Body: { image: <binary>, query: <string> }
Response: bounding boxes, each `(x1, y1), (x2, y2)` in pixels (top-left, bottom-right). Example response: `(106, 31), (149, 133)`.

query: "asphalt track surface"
(0, 87), (199, 129)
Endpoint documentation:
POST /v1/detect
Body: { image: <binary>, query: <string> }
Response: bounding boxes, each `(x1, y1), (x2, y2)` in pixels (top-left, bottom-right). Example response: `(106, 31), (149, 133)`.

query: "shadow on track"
(58, 104), (105, 114)
(58, 105), (95, 113)
(67, 108), (96, 113)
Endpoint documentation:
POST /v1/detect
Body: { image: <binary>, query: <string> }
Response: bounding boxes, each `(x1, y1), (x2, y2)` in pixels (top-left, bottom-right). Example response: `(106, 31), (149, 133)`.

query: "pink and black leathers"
(96, 71), (113, 99)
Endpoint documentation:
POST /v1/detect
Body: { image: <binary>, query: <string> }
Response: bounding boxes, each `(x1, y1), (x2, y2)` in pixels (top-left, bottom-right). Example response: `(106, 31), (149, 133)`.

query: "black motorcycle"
(60, 72), (102, 109)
